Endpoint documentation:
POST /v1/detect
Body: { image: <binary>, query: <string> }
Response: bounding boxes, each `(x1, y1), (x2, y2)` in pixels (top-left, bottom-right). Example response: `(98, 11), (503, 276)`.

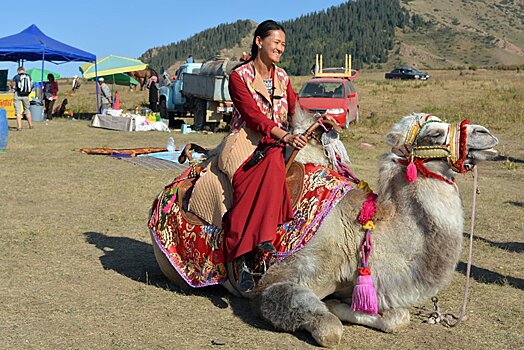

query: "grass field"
(1, 70), (522, 349)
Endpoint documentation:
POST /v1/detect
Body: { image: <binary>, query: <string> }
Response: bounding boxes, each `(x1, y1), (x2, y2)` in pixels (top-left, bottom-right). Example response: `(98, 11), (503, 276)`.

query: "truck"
(159, 59), (240, 130)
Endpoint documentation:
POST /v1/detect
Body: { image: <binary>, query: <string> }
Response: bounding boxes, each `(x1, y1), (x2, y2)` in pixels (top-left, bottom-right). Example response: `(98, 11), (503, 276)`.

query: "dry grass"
(54, 79), (150, 116)
(0, 70), (522, 349)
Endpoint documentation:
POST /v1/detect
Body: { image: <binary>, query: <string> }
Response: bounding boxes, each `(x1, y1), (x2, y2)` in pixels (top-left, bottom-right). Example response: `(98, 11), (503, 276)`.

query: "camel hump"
(179, 159), (304, 229)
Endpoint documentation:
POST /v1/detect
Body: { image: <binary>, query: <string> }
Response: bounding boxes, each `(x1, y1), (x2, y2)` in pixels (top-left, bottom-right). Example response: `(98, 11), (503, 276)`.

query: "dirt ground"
(1, 70), (523, 349)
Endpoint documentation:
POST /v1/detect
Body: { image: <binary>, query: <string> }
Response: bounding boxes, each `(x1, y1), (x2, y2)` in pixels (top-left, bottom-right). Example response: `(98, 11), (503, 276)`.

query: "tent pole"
(41, 51), (45, 101)
(95, 60), (99, 113)
(112, 74), (115, 108)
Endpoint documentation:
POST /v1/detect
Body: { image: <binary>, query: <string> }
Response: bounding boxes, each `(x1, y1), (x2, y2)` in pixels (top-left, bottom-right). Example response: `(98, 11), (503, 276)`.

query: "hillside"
(139, 0), (524, 74)
(394, 0), (524, 69)
(139, 20), (257, 74)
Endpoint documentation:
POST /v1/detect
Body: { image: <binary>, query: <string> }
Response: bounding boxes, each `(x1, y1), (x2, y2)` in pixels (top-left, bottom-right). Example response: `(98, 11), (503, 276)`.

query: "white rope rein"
(451, 165), (478, 327)
(417, 166), (478, 327)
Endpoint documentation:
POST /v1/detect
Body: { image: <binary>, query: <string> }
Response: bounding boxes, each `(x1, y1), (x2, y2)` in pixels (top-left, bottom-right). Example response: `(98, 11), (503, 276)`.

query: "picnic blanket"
(80, 147), (167, 157)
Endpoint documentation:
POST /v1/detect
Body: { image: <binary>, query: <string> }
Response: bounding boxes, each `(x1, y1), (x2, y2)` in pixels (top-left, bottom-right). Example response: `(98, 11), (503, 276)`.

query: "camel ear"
(386, 131), (404, 147)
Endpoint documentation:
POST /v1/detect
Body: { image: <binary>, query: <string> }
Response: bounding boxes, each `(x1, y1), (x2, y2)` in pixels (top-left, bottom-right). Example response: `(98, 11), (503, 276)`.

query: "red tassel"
(405, 161), (417, 182)
(351, 273), (378, 315)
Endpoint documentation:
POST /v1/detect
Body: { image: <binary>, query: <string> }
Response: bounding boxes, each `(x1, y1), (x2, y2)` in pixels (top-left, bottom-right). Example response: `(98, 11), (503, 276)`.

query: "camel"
(150, 111), (498, 347)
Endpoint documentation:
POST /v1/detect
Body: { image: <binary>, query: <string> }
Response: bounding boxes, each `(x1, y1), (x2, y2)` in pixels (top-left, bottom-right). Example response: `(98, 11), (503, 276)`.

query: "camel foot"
(326, 299), (410, 333)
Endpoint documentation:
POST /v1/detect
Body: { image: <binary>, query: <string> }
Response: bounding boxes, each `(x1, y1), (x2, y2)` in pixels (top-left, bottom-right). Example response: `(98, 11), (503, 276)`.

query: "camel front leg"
(326, 300), (410, 332)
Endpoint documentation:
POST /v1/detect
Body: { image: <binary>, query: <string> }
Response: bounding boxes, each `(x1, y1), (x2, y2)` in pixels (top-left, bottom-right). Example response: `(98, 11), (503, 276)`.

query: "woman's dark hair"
(250, 20), (286, 61)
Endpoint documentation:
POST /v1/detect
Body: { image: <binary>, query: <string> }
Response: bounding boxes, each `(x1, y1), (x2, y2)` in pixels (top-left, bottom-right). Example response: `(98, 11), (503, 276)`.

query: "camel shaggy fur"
(251, 112), (498, 347)
(151, 112), (498, 347)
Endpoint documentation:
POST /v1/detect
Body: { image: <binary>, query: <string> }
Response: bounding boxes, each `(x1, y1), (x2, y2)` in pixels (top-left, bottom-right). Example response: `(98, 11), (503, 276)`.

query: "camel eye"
(427, 131), (444, 138)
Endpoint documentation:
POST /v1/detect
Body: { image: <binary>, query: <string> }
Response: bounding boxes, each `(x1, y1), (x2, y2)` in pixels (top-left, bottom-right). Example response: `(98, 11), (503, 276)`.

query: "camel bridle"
(396, 115), (471, 184)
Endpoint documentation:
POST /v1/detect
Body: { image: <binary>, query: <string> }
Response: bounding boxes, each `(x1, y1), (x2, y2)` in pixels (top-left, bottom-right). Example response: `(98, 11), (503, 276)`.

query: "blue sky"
(1, 0), (347, 77)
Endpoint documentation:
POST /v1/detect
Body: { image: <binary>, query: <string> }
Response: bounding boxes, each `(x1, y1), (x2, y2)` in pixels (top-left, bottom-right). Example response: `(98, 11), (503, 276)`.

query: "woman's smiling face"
(256, 29), (286, 64)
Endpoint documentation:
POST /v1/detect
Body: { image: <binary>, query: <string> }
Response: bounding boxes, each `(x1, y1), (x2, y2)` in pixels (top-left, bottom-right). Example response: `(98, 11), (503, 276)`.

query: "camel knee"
(258, 282), (342, 347)
(259, 282), (328, 331)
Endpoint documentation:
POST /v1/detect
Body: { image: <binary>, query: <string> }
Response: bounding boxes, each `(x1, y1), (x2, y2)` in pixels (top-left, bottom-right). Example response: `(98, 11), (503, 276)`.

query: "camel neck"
(372, 158), (464, 308)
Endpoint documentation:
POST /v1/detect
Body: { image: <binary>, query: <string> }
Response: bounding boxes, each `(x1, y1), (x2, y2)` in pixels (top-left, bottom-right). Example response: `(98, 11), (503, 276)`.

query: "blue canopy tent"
(0, 25), (99, 109)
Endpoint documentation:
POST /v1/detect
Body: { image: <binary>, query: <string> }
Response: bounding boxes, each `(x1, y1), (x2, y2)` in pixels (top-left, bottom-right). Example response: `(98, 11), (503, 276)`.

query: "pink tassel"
(405, 161), (417, 182)
(162, 191), (177, 214)
(351, 268), (378, 315)
(359, 194), (377, 224)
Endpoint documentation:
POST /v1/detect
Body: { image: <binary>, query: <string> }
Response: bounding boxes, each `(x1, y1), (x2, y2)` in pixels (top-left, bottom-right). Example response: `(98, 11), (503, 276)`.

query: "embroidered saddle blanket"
(148, 163), (353, 288)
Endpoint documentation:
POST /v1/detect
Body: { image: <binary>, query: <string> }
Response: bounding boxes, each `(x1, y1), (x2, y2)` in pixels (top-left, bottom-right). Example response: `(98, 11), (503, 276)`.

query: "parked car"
(385, 66), (429, 80)
(298, 77), (359, 128)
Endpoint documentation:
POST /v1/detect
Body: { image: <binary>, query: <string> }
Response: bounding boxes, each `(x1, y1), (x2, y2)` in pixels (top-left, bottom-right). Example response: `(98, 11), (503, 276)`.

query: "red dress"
(223, 67), (297, 262)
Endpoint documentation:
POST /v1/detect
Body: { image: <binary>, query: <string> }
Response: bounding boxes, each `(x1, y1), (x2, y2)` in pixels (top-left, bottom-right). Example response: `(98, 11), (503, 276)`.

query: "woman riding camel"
(222, 20), (308, 292)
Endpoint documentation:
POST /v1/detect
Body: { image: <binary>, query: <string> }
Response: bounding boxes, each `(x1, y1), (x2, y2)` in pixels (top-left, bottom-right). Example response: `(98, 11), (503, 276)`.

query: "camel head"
(387, 113), (498, 177)
(464, 123), (499, 166)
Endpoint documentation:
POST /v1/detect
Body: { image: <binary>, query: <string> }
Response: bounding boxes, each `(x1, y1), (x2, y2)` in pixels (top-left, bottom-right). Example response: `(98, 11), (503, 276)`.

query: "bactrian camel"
(151, 112), (498, 347)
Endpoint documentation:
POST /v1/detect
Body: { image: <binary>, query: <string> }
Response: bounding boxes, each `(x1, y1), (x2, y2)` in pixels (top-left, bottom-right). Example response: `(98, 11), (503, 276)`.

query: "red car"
(298, 77), (360, 128)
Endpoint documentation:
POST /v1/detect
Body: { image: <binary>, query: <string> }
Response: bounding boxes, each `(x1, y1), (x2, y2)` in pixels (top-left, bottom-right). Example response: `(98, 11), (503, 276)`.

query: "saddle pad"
(217, 128), (261, 180)
(148, 164), (353, 288)
(188, 157), (233, 227)
(187, 160), (304, 228)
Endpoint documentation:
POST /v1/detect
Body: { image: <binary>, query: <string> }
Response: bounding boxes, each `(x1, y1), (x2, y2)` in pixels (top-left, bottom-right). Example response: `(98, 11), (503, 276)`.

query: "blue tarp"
(0, 25), (95, 62)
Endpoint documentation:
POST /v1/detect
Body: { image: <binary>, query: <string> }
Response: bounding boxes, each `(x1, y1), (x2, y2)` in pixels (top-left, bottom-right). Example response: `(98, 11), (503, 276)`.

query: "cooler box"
(30, 99), (44, 122)
(0, 108), (7, 149)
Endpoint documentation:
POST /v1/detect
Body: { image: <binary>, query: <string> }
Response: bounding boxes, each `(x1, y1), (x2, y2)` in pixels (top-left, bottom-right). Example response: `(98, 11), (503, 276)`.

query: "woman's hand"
(284, 133), (308, 150)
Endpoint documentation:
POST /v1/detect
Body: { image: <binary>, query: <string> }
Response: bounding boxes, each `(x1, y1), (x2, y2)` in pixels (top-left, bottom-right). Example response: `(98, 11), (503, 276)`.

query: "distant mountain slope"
(140, 0), (411, 75)
(139, 20), (257, 72)
(280, 0), (408, 74)
(139, 0), (524, 74)
(395, 0), (524, 68)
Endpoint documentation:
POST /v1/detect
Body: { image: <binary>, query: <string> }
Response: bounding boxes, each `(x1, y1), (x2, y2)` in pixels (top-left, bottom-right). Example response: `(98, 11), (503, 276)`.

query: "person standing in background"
(186, 55), (194, 63)
(98, 77), (111, 113)
(72, 75), (81, 91)
(43, 73), (59, 120)
(11, 66), (33, 130)
(148, 75), (159, 112)
(160, 72), (171, 87)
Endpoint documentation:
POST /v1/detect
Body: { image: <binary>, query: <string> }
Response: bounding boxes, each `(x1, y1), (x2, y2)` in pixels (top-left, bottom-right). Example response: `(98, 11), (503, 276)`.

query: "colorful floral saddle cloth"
(148, 163), (353, 288)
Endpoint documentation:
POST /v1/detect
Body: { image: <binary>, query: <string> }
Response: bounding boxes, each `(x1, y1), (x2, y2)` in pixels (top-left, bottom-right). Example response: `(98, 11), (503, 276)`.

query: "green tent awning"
(80, 55), (147, 79)
(26, 68), (61, 82)
(88, 73), (138, 86)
